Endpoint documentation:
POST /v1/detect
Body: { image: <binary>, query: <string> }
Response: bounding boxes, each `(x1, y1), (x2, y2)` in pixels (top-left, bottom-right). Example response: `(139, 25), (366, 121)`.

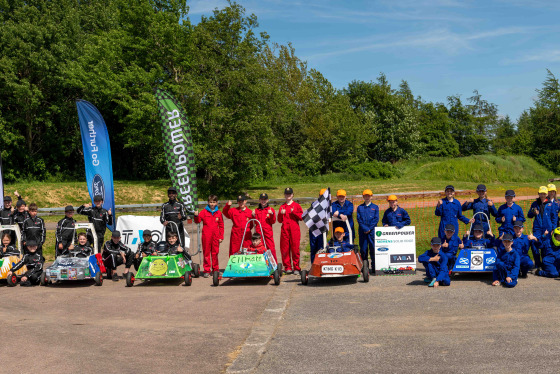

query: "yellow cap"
(548, 184), (557, 192)
(387, 194), (398, 201)
(336, 189), (347, 197)
(363, 189), (373, 196)
(539, 186), (548, 194)
(334, 227), (345, 233)
(319, 188), (327, 196)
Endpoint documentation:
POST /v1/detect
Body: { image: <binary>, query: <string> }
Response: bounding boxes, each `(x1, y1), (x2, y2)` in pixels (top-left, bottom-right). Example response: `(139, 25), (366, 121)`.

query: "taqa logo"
(92, 174), (105, 201)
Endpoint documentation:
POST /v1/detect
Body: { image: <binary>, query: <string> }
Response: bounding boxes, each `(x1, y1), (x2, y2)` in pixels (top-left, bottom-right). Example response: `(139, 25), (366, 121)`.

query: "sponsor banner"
(155, 89), (198, 212)
(116, 215), (190, 251)
(374, 226), (416, 274)
(76, 100), (116, 231)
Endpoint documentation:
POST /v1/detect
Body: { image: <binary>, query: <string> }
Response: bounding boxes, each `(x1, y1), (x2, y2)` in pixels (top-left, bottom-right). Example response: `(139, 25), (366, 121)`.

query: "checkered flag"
(302, 188), (331, 237)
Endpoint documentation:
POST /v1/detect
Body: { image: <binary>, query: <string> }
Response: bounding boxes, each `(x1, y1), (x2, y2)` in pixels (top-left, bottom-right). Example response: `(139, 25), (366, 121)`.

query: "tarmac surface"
(5, 219), (560, 373)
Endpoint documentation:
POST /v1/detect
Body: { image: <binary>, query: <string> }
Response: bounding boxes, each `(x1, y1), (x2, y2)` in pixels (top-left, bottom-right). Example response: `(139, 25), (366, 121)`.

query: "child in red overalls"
(278, 188), (303, 275)
(194, 195), (224, 277)
(223, 195), (253, 256)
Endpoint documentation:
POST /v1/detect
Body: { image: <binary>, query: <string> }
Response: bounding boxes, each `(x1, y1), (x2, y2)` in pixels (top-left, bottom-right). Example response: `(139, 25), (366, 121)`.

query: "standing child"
(278, 188), (303, 275)
(1, 196), (15, 244)
(309, 189), (327, 263)
(527, 186), (553, 268)
(435, 185), (472, 239)
(418, 237), (451, 287)
(382, 195), (411, 228)
(496, 190), (525, 236)
(77, 195), (113, 253)
(461, 184), (498, 236)
(55, 206), (77, 257)
(440, 224), (463, 270)
(547, 184), (559, 229)
(223, 195), (253, 256)
(194, 195), (224, 277)
(332, 190), (355, 240)
(22, 203), (46, 255)
(253, 193), (277, 262)
(160, 187), (188, 249)
(357, 189), (379, 273)
(511, 222), (538, 277)
(492, 234), (520, 288)
(11, 198), (30, 236)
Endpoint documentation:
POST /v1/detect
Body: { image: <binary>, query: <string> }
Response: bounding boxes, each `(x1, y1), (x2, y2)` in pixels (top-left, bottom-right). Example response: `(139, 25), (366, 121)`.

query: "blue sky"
(187, 0), (560, 120)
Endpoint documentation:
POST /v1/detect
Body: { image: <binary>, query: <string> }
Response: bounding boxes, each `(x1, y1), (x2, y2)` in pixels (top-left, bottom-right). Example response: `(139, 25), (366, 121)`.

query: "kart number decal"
(322, 265), (344, 274)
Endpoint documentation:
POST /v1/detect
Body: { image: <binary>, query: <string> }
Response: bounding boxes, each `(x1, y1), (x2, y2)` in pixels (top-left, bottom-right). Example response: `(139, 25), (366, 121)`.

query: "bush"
(346, 161), (398, 179)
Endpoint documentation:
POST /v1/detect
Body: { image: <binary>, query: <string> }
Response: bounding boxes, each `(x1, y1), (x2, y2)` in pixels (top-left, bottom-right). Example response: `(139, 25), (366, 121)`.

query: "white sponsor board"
(115, 215), (190, 252)
(374, 226), (416, 273)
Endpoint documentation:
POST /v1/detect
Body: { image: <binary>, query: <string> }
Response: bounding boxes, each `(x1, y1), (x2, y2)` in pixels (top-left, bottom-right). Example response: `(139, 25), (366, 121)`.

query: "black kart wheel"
(273, 269), (280, 285)
(301, 269), (308, 285)
(193, 263), (200, 278)
(7, 274), (18, 287)
(40, 271), (49, 286)
(94, 272), (103, 286)
(125, 272), (134, 287)
(213, 271), (220, 287)
(184, 271), (192, 286)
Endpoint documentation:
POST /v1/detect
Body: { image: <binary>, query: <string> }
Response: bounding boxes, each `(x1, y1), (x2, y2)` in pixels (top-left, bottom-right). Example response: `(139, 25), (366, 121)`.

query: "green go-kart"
(213, 219), (280, 287)
(125, 245), (200, 287)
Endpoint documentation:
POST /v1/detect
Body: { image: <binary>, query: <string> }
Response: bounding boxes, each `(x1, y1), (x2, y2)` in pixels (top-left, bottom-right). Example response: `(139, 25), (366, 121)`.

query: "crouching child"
(126, 230), (157, 271)
(7, 241), (44, 286)
(492, 234), (520, 288)
(418, 237), (451, 287)
(102, 231), (132, 281)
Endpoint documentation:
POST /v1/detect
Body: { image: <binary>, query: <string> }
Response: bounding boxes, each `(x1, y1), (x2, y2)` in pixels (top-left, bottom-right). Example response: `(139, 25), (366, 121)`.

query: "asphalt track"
(5, 220), (560, 373)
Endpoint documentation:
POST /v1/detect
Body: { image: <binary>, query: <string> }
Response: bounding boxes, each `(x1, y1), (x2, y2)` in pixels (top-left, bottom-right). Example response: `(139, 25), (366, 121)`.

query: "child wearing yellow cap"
(547, 184), (559, 229)
(327, 227), (353, 253)
(528, 186), (553, 268)
(357, 189), (378, 274)
(332, 189), (355, 240)
(382, 195), (411, 229)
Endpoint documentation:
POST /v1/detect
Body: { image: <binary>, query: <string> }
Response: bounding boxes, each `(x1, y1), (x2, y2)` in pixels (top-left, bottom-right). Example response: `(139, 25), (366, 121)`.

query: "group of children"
(5, 183), (560, 288)
(419, 184), (560, 288)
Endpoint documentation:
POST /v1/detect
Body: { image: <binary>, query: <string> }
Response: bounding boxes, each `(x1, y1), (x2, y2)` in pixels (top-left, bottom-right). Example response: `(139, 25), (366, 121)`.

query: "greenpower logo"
(376, 231), (382, 237)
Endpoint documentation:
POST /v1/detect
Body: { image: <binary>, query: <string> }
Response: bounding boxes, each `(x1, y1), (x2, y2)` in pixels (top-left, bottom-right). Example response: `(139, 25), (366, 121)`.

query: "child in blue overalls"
(440, 223), (463, 270)
(357, 189), (379, 274)
(496, 190), (525, 236)
(511, 221), (538, 277)
(418, 237), (451, 288)
(527, 186), (553, 269)
(492, 233), (520, 288)
(461, 184), (498, 237)
(435, 185), (472, 239)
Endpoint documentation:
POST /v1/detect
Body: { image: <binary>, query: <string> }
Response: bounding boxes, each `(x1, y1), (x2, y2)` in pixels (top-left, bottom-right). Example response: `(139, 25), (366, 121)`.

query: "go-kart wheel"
(94, 272), (103, 286)
(184, 271), (193, 286)
(362, 260), (370, 283)
(213, 271), (220, 287)
(125, 272), (135, 287)
(193, 263), (200, 278)
(277, 263), (282, 274)
(301, 269), (308, 285)
(40, 272), (49, 286)
(7, 274), (18, 287)
(273, 269), (280, 285)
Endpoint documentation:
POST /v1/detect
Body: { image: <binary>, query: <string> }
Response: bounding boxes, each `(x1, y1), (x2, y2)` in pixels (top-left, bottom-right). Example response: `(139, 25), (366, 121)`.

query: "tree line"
(1, 0), (559, 195)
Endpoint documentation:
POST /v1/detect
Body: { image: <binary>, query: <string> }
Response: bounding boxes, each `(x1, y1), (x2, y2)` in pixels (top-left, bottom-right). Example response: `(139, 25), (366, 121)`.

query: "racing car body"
(214, 219), (280, 286)
(126, 253), (197, 286)
(301, 218), (369, 284)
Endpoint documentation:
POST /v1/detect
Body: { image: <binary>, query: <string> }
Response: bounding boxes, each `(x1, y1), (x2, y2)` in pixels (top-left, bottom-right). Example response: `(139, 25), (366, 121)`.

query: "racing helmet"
(553, 228), (560, 247)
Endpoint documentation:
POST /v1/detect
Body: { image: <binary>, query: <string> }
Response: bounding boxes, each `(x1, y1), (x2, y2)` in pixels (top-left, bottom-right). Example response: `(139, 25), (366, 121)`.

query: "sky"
(186, 0), (560, 120)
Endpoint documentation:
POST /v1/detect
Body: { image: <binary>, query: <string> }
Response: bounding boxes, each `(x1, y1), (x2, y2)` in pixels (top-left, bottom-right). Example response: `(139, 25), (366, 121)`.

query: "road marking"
(225, 279), (296, 373)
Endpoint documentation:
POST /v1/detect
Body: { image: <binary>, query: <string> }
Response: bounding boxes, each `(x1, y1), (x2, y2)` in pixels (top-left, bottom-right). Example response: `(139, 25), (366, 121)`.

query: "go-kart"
(125, 252), (199, 287)
(125, 224), (200, 287)
(0, 224), (26, 286)
(301, 218), (369, 285)
(451, 212), (497, 274)
(214, 219), (280, 287)
(42, 223), (103, 286)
